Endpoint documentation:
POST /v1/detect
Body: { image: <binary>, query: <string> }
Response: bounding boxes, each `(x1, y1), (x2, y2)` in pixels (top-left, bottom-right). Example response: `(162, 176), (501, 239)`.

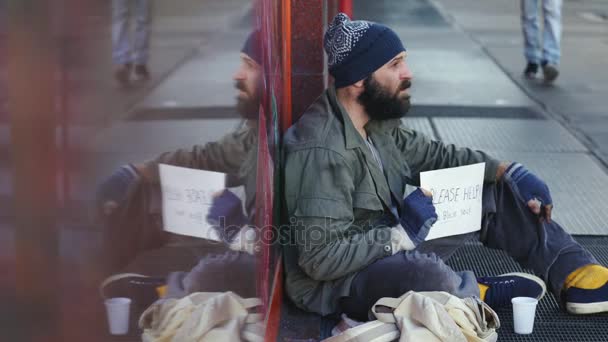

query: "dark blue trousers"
(339, 180), (597, 321)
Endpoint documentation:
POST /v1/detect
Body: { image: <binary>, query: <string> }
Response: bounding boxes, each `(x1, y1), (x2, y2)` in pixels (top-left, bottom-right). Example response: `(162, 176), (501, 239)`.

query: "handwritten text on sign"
(159, 164), (225, 240)
(420, 163), (485, 240)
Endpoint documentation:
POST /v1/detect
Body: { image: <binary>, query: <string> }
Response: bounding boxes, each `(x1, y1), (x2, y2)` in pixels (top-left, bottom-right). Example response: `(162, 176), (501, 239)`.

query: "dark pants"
(340, 180), (597, 321)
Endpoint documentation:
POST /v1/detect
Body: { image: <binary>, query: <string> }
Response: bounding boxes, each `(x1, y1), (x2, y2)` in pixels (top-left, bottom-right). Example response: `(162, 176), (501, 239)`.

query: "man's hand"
(207, 190), (248, 243)
(227, 226), (259, 255)
(503, 162), (553, 223)
(399, 188), (438, 244)
(496, 161), (510, 181)
(96, 164), (141, 217)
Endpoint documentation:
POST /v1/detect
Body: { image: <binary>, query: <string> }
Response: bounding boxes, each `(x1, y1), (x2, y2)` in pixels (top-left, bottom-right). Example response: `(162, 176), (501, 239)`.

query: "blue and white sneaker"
(478, 272), (547, 309)
(564, 281), (608, 314)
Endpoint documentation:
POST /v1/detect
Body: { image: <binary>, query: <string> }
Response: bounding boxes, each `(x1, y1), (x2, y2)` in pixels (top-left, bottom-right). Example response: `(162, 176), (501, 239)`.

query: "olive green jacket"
(282, 87), (500, 316)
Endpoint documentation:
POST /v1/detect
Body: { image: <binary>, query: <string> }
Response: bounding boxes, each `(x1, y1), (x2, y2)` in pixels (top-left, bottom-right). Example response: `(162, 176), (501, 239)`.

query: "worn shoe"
(541, 61), (559, 83)
(563, 264), (608, 314)
(523, 62), (539, 79)
(478, 272), (546, 309)
(114, 63), (131, 85)
(134, 64), (150, 81)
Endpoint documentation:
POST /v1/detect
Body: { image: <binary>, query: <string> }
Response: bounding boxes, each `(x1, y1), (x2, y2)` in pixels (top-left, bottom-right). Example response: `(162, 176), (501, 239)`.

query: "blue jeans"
(521, 0), (562, 65)
(340, 180), (596, 321)
(112, 0), (151, 65)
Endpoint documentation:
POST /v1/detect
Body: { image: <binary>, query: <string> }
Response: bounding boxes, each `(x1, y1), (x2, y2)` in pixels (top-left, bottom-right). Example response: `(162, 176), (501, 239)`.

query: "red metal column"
(8, 0), (59, 340)
(290, 0), (325, 121)
(281, 0), (293, 132)
(339, 0), (353, 17)
(265, 1), (326, 340)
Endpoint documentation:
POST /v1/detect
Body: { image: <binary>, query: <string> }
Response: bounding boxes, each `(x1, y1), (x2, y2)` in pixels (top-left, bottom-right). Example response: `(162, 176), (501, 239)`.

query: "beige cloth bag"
(324, 291), (500, 342)
(139, 291), (264, 342)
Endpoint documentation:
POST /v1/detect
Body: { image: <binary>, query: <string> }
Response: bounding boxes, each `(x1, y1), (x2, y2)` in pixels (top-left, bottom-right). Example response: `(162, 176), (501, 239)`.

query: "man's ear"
(353, 79), (365, 88)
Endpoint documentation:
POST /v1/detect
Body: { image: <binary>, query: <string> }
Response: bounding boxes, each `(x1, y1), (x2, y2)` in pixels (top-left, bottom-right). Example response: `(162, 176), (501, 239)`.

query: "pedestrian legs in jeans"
(521, 0), (562, 82)
(112, 0), (151, 85)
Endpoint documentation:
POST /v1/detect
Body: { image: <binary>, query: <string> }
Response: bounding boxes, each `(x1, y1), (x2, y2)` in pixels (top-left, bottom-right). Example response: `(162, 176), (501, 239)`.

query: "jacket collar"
(327, 85), (365, 150)
(365, 117), (401, 134)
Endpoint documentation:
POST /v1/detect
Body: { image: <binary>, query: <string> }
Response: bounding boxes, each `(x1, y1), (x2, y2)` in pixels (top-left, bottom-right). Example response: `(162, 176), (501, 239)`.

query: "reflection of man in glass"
(97, 31), (262, 268)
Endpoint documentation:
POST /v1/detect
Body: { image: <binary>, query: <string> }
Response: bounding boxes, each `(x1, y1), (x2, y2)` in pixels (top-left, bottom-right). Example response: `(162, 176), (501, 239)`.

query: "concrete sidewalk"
(431, 0), (608, 166)
(65, 0), (252, 126)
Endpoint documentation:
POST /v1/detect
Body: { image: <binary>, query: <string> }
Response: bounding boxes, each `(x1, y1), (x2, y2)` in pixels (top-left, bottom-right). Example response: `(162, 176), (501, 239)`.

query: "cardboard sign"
(420, 163), (485, 240)
(159, 164), (225, 240)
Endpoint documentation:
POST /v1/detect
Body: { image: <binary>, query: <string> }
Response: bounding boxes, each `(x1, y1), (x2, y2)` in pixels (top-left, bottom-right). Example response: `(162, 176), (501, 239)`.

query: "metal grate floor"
(432, 118), (588, 153)
(484, 151), (608, 235)
(445, 236), (608, 341)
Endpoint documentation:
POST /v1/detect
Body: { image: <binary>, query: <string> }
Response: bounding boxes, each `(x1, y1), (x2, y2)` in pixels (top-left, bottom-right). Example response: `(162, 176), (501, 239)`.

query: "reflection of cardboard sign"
(420, 163), (485, 240)
(159, 164), (225, 240)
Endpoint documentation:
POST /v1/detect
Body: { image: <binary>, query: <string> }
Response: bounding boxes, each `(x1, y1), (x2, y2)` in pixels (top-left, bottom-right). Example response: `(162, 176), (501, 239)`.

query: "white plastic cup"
(104, 297), (132, 335)
(511, 297), (538, 334)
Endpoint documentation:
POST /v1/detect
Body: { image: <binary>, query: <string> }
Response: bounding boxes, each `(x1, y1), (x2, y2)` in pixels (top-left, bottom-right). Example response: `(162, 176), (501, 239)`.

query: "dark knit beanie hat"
(241, 30), (262, 65)
(324, 13), (406, 88)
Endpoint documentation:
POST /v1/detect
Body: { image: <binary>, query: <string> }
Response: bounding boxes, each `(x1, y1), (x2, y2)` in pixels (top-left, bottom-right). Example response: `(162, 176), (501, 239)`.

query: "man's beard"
(235, 81), (261, 119)
(357, 76), (411, 121)
(236, 97), (259, 119)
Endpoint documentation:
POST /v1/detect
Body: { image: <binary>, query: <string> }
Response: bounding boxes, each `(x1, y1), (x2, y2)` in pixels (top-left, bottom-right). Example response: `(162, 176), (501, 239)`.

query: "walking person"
(112, 0), (151, 85)
(521, 0), (562, 83)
